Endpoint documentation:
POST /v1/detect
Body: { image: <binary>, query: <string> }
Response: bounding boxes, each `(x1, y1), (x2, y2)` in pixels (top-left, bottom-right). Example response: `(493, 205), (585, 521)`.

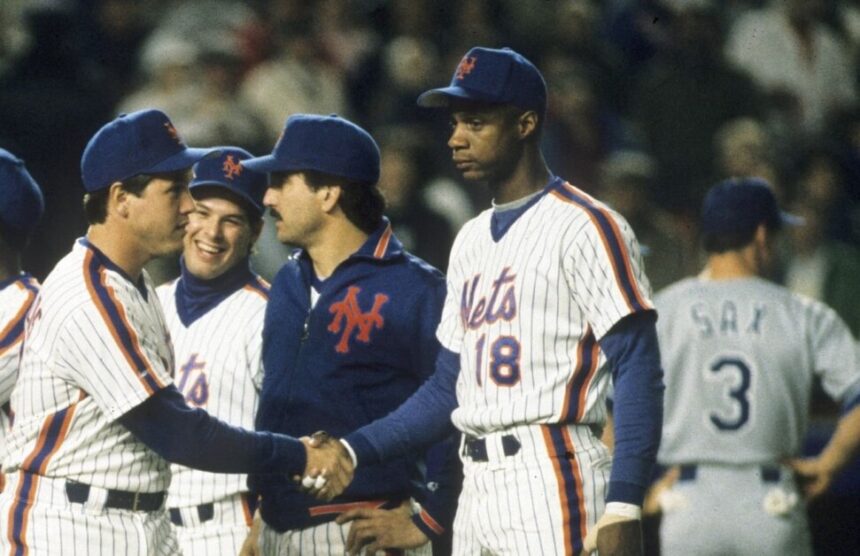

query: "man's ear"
(108, 182), (130, 218)
(518, 110), (539, 140)
(753, 223), (769, 248)
(320, 185), (342, 213)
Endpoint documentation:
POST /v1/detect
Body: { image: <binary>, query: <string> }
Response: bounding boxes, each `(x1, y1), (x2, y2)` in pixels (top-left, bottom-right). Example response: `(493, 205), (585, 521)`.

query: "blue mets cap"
(0, 148), (45, 239)
(417, 46), (547, 114)
(81, 109), (217, 192)
(190, 147), (266, 216)
(243, 114), (380, 184)
(700, 177), (803, 236)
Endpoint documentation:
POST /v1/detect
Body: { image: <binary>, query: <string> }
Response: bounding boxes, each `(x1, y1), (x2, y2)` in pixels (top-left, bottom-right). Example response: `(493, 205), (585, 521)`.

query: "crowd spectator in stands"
(631, 0), (762, 213)
(597, 150), (699, 291)
(725, 0), (857, 140)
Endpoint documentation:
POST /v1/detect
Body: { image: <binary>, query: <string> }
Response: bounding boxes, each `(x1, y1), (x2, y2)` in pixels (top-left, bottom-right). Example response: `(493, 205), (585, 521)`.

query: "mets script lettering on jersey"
(327, 286), (389, 354)
(460, 267), (517, 329)
(177, 353), (209, 407)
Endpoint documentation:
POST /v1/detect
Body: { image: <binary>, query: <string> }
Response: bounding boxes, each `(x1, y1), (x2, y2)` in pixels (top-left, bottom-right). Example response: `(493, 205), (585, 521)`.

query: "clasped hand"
(295, 431), (355, 501)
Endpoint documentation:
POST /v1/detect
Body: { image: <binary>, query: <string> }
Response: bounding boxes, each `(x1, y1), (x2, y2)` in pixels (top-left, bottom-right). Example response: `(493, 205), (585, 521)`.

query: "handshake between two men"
(296, 431), (355, 500)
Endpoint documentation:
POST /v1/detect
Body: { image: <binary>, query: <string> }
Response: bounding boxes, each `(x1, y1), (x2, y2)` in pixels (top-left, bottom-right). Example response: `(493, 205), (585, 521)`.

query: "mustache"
(269, 208), (282, 220)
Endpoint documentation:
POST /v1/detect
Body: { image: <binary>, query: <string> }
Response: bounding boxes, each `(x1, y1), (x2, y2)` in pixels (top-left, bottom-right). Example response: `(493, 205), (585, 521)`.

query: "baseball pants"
(659, 463), (812, 556)
(169, 492), (255, 556)
(453, 423), (610, 556)
(0, 471), (179, 555)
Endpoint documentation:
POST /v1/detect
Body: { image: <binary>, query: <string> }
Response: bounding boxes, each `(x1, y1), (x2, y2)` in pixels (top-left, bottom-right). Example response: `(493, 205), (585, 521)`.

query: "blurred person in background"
(725, 0), (857, 142)
(784, 197), (860, 338)
(598, 150), (699, 292)
(542, 57), (635, 193)
(240, 6), (349, 142)
(376, 129), (456, 272)
(631, 0), (762, 214)
(713, 117), (782, 194)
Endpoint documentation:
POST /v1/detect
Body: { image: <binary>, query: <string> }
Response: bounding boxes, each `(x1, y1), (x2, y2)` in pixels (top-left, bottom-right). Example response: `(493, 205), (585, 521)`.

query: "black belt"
(464, 434), (521, 462)
(169, 503), (214, 526)
(65, 482), (165, 512)
(678, 464), (781, 483)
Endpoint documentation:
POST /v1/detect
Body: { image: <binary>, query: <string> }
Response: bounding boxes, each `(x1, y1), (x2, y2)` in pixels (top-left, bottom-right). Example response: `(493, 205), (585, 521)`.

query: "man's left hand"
(336, 501), (429, 555)
(581, 512), (642, 556)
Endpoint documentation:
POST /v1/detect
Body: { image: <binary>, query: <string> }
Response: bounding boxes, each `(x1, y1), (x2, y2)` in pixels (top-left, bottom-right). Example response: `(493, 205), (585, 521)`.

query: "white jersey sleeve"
(560, 188), (653, 338)
(53, 262), (174, 421)
(808, 301), (860, 403)
(0, 277), (39, 406)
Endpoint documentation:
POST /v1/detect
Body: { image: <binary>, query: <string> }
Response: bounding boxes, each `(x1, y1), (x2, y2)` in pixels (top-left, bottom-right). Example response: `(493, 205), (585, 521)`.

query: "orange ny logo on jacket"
(327, 286), (389, 353)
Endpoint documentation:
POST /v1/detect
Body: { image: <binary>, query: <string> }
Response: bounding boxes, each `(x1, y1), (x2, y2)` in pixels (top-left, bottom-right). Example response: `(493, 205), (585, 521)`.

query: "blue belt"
(678, 464), (781, 483)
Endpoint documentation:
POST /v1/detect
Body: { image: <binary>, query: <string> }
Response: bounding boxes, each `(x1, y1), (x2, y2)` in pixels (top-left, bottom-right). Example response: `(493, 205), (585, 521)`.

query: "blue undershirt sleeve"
(119, 385), (306, 476)
(411, 432), (463, 541)
(598, 310), (664, 506)
(345, 347), (460, 466)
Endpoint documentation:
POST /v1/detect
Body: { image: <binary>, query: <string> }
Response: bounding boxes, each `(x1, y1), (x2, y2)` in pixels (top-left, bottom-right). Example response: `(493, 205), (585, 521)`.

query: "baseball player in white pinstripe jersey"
(0, 110), (349, 555)
(652, 178), (860, 556)
(157, 147), (269, 555)
(0, 149), (44, 495)
(304, 47), (665, 556)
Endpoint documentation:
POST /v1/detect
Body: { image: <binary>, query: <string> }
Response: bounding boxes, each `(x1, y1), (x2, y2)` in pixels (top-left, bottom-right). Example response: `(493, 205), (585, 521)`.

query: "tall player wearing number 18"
(332, 46), (665, 555)
(653, 178), (860, 556)
(157, 147), (269, 555)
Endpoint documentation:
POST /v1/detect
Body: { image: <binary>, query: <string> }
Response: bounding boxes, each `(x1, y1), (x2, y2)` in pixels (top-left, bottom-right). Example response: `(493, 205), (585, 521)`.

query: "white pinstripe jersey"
(3, 239), (175, 492)
(437, 178), (653, 437)
(157, 275), (268, 507)
(655, 276), (860, 465)
(0, 275), (39, 461)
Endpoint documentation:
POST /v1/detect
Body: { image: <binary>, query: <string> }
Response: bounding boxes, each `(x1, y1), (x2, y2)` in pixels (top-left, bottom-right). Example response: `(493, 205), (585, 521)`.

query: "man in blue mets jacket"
(240, 113), (461, 556)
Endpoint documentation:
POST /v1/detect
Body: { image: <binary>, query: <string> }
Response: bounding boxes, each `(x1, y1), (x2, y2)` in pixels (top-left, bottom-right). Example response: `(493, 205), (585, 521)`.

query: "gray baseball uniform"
(655, 276), (860, 556)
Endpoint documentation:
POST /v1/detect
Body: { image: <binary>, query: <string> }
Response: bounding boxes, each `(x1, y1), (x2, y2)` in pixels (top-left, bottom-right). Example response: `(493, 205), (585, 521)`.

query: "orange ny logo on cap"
(222, 155), (243, 180)
(455, 56), (477, 80)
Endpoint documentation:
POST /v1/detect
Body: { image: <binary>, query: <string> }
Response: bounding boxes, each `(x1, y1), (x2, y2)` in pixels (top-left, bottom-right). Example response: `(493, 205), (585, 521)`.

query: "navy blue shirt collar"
(490, 176), (559, 241)
(174, 256), (255, 327)
(294, 217), (404, 281)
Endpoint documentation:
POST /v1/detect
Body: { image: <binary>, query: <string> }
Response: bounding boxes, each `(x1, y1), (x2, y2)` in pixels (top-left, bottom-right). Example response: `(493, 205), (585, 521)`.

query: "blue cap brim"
(417, 86), (497, 108)
(147, 147), (219, 174)
(241, 154), (282, 173)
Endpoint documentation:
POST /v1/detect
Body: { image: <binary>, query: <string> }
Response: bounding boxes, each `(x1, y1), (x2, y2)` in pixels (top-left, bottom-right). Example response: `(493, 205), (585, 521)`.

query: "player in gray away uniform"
(654, 177), (860, 556)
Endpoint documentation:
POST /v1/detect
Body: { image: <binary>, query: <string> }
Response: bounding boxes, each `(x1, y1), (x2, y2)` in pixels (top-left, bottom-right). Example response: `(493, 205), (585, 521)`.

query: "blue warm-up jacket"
(249, 221), (462, 539)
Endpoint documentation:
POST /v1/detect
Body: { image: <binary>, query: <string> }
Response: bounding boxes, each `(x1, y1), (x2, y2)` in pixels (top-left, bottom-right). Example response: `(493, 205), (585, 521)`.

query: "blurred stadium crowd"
(2, 0), (860, 291)
(2, 0), (860, 552)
